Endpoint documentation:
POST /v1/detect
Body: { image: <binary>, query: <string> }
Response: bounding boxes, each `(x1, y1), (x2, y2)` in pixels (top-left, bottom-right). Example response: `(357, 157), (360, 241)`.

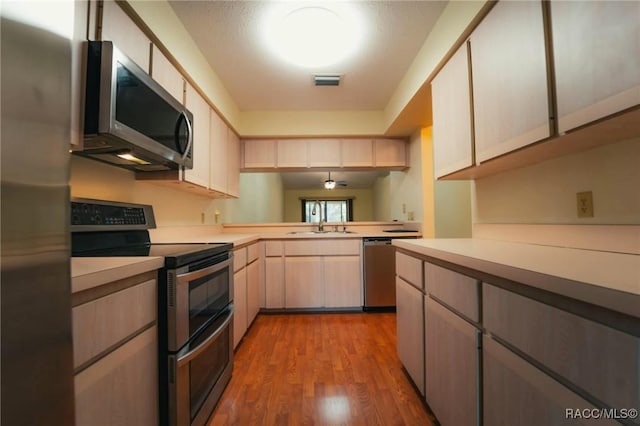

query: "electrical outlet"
(201, 212), (205, 224)
(402, 203), (406, 213)
(407, 211), (415, 221)
(576, 191), (594, 218)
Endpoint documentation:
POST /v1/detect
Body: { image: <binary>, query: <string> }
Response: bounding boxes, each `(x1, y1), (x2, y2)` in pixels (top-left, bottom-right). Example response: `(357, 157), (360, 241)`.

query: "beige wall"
(283, 188), (374, 222)
(70, 157), (284, 226)
(373, 174), (391, 221)
(472, 137), (640, 225)
(421, 126), (472, 238)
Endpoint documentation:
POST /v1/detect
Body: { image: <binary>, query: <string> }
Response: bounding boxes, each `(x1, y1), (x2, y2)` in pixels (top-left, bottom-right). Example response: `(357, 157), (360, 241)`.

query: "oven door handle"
(176, 256), (231, 284)
(176, 306), (233, 366)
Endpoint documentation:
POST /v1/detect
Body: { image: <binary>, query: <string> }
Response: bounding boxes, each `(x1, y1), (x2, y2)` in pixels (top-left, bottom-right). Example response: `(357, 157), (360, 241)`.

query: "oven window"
(189, 315), (230, 421)
(189, 266), (230, 336)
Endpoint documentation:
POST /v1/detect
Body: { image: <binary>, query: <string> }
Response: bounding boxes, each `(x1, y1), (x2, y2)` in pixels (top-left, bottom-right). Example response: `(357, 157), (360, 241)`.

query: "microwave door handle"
(179, 110), (193, 160)
(176, 307), (233, 366)
(175, 257), (231, 285)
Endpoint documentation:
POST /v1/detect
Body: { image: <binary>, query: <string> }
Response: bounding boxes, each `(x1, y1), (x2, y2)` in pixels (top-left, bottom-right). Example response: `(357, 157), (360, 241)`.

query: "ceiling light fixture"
(263, 4), (364, 68)
(324, 172), (336, 190)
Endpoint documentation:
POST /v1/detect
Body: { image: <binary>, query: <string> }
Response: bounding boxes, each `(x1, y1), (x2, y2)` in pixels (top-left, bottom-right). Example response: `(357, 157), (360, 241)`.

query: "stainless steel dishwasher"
(363, 237), (397, 310)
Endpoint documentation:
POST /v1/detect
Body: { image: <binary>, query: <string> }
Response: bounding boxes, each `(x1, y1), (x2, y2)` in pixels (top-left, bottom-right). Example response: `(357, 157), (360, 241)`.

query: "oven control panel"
(70, 198), (156, 229)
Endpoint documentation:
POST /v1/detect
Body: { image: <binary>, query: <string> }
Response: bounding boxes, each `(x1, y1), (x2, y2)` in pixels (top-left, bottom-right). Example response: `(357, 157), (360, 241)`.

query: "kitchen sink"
(287, 230), (357, 235)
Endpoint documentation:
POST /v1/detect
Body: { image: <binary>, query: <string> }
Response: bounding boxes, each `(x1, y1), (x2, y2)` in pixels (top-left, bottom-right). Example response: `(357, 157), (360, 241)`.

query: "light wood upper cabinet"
(307, 139), (341, 167)
(183, 83), (210, 188)
(431, 42), (474, 178)
(470, 0), (551, 163)
(242, 139), (277, 169)
(209, 110), (228, 194)
(551, 1), (640, 134)
(277, 139), (308, 168)
(374, 139), (407, 167)
(151, 46), (184, 104)
(226, 128), (240, 197)
(100, 0), (151, 72)
(341, 139), (374, 167)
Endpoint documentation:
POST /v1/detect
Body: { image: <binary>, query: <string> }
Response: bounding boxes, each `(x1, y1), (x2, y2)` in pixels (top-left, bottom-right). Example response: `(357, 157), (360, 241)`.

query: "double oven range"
(71, 198), (234, 426)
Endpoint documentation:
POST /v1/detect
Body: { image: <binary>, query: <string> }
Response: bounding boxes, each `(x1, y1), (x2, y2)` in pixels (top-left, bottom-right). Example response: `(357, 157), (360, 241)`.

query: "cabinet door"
(432, 42), (474, 178)
(324, 256), (361, 307)
(247, 260), (260, 325)
(184, 83), (210, 188)
(75, 326), (158, 426)
(100, 0), (150, 72)
(307, 139), (341, 167)
(242, 139), (277, 169)
(470, 0), (550, 163)
(209, 110), (228, 194)
(233, 267), (247, 349)
(551, 1), (640, 133)
(483, 336), (619, 426)
(151, 46), (184, 104)
(277, 139), (308, 168)
(285, 257), (324, 308)
(265, 257), (284, 308)
(396, 277), (424, 394)
(424, 297), (479, 426)
(341, 139), (373, 167)
(227, 128), (240, 197)
(374, 139), (406, 167)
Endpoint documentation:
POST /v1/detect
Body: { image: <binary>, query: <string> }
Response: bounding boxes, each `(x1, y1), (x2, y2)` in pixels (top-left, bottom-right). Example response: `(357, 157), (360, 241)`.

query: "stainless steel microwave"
(78, 41), (193, 171)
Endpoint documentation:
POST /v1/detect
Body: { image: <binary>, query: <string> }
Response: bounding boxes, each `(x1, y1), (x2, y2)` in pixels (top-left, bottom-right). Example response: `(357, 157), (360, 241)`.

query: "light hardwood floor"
(209, 313), (436, 426)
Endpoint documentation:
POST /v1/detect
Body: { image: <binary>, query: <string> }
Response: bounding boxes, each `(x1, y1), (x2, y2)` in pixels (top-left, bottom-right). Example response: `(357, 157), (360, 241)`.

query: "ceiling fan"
(324, 172), (347, 189)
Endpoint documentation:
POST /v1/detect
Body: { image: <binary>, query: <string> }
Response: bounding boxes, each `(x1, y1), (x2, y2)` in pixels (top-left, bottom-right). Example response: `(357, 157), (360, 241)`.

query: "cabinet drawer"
(425, 263), (479, 322)
(284, 239), (360, 256)
(396, 252), (423, 291)
(247, 242), (259, 263)
(233, 247), (247, 272)
(483, 284), (639, 413)
(265, 240), (283, 257)
(73, 279), (156, 369)
(484, 336), (619, 426)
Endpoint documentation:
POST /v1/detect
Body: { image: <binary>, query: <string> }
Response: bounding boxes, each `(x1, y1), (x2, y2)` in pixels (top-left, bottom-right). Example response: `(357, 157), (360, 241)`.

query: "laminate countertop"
(71, 257), (164, 294)
(393, 238), (640, 318)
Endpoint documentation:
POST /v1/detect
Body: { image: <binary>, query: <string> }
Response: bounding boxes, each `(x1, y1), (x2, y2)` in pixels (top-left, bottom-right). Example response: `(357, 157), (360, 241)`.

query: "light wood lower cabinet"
(265, 256), (285, 309)
(483, 336), (619, 426)
(483, 283), (639, 413)
(233, 267), (247, 349)
(247, 260), (260, 325)
(285, 257), (324, 308)
(72, 273), (158, 426)
(424, 296), (479, 426)
(75, 326), (158, 426)
(323, 256), (361, 307)
(396, 276), (425, 395)
(264, 239), (362, 310)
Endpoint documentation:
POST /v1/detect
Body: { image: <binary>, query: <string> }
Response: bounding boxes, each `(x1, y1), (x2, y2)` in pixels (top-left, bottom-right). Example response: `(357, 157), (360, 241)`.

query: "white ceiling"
(168, 1), (447, 111)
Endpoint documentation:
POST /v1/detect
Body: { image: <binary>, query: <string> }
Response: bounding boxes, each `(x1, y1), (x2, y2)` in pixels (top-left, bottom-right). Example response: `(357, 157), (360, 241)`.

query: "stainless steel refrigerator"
(1, 5), (76, 425)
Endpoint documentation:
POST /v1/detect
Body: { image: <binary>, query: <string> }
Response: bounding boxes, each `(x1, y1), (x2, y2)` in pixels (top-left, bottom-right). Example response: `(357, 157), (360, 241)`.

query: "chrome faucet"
(311, 200), (324, 232)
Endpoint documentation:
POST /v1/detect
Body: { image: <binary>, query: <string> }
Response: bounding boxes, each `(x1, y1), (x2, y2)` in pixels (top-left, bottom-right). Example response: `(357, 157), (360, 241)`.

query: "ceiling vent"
(314, 75), (341, 86)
